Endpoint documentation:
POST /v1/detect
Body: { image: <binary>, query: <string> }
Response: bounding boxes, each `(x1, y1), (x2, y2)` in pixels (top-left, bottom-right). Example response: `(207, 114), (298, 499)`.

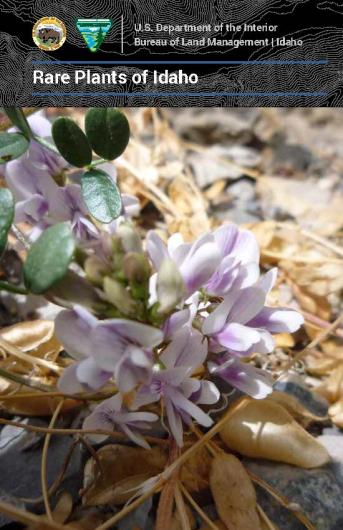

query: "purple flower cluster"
(55, 223), (303, 447)
(4, 112), (303, 447)
(4, 113), (139, 244)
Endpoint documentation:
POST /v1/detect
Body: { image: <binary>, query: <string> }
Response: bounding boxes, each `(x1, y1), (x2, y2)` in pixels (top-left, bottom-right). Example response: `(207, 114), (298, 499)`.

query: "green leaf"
(81, 169), (122, 223)
(52, 117), (92, 167)
(0, 188), (14, 257)
(23, 223), (75, 294)
(0, 132), (29, 164)
(3, 108), (33, 138)
(85, 108), (130, 160)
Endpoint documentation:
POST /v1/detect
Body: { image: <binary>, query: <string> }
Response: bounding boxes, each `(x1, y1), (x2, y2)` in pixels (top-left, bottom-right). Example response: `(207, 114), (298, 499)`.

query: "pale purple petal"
(97, 319), (163, 349)
(27, 113), (54, 138)
(193, 380), (220, 405)
(231, 229), (260, 264)
(209, 357), (273, 399)
(146, 231), (168, 269)
(55, 306), (98, 360)
(15, 195), (49, 223)
(76, 357), (112, 390)
(249, 307), (304, 333)
(228, 287), (265, 324)
(238, 262), (260, 289)
(180, 241), (221, 294)
(58, 364), (84, 394)
(120, 424), (150, 449)
(160, 328), (207, 370)
(163, 308), (191, 339)
(215, 323), (261, 351)
(165, 399), (184, 447)
(5, 157), (38, 200)
(122, 194), (140, 217)
(213, 224), (239, 257)
(168, 233), (190, 264)
(115, 350), (152, 393)
(180, 379), (201, 398)
(257, 268), (278, 294)
(202, 297), (235, 335)
(154, 366), (192, 387)
(169, 388), (214, 428)
(90, 327), (127, 371)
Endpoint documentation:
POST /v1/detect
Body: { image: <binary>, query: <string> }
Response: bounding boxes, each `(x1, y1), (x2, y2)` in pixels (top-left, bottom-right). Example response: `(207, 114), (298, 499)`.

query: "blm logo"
(76, 19), (112, 52)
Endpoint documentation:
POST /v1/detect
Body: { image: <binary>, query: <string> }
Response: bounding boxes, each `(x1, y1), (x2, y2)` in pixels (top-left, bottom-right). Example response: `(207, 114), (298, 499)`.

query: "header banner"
(0, 0), (342, 106)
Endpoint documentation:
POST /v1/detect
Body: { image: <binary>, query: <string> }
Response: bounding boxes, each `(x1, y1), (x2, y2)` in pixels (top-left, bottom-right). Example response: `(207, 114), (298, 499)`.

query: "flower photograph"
(0, 107), (342, 529)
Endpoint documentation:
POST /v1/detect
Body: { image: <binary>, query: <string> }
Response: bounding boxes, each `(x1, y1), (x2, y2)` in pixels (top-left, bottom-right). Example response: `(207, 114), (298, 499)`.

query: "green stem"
(0, 281), (28, 295)
(3, 108), (34, 138)
(87, 158), (107, 169)
(34, 135), (60, 155)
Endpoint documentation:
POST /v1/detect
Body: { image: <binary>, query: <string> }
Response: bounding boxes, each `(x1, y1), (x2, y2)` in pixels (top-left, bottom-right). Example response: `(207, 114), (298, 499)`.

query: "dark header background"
(0, 0), (342, 106)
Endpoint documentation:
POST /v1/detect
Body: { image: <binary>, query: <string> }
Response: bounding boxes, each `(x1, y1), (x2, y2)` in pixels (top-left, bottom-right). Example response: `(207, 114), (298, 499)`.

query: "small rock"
(0, 417), (84, 516)
(244, 459), (343, 530)
(0, 489), (25, 528)
(117, 499), (153, 530)
(188, 145), (260, 189)
(227, 178), (256, 202)
(318, 432), (343, 486)
(274, 376), (329, 417)
(166, 108), (259, 144)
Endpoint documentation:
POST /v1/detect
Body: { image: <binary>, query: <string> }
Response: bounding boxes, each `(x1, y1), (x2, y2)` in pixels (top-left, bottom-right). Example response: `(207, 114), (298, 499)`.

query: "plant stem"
(88, 158), (107, 168)
(41, 400), (64, 521)
(34, 135), (60, 155)
(0, 281), (28, 295)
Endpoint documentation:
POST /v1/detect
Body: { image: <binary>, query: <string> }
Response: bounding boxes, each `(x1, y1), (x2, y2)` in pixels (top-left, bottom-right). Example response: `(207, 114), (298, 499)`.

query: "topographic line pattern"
(0, 0), (342, 106)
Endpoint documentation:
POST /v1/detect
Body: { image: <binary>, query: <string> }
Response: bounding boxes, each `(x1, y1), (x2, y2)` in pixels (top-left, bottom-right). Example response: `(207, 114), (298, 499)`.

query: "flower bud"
(103, 277), (139, 317)
(123, 252), (151, 283)
(117, 223), (142, 254)
(84, 256), (109, 286)
(157, 259), (186, 314)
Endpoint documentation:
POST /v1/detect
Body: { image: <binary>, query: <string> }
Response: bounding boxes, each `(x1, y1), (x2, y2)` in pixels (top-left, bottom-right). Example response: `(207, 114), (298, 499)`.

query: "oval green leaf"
(81, 169), (122, 223)
(0, 188), (14, 257)
(52, 117), (92, 167)
(85, 108), (130, 160)
(0, 132), (29, 164)
(4, 108), (33, 138)
(23, 223), (75, 294)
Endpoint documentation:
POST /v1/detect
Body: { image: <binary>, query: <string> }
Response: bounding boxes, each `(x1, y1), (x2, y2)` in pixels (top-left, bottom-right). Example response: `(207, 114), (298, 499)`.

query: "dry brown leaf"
(171, 504), (196, 530)
(257, 176), (343, 236)
(306, 340), (343, 375)
(51, 492), (73, 524)
(0, 390), (78, 416)
(274, 333), (295, 348)
(0, 320), (55, 351)
(82, 444), (167, 506)
(200, 521), (227, 530)
(67, 513), (106, 530)
(315, 364), (343, 403)
(26, 492), (73, 529)
(309, 342), (343, 429)
(210, 453), (261, 530)
(220, 398), (329, 468)
(0, 320), (73, 416)
(328, 399), (343, 428)
(250, 220), (340, 321)
(180, 446), (211, 492)
(168, 176), (211, 240)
